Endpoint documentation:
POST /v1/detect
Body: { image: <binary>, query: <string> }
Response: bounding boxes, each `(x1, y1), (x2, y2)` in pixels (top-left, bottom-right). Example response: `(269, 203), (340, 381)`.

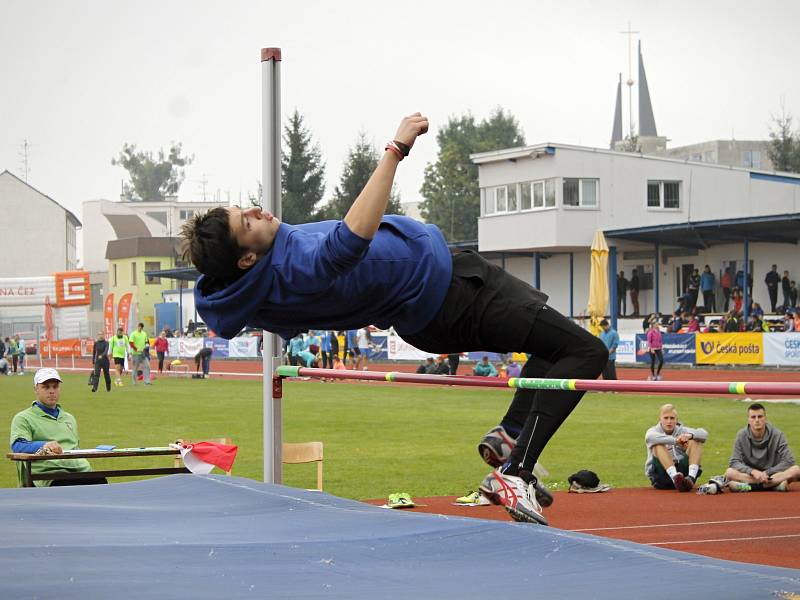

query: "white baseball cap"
(33, 368), (63, 385)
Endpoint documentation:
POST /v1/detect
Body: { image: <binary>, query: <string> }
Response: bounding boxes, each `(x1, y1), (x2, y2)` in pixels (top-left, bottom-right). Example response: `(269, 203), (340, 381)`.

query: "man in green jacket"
(9, 368), (106, 486)
(129, 322), (152, 385)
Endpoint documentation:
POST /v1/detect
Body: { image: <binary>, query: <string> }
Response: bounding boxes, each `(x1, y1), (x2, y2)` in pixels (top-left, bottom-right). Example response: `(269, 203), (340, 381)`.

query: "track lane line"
(649, 533), (800, 545)
(571, 515), (800, 532)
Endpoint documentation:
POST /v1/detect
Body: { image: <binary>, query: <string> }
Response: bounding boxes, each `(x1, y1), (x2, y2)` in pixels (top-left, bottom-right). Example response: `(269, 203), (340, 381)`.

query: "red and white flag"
(174, 441), (238, 474)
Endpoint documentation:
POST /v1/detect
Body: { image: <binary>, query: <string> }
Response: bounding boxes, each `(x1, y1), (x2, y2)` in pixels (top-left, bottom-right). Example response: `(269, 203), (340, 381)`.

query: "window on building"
(703, 150), (716, 163)
(520, 182), (532, 210)
(113, 264), (118, 287)
(533, 181), (544, 208)
(179, 209), (198, 221)
(691, 153), (702, 162)
(507, 184), (517, 212)
(90, 283), (103, 311)
(495, 186), (507, 212)
(647, 180), (681, 209)
(545, 179), (556, 207)
(742, 150), (761, 169)
(562, 178), (598, 208)
(481, 188), (493, 215)
(131, 262), (137, 286)
(145, 261), (161, 284)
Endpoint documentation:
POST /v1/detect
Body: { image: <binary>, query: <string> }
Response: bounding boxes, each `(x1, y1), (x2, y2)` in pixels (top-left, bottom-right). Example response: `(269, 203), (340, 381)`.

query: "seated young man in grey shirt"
(645, 403), (708, 492)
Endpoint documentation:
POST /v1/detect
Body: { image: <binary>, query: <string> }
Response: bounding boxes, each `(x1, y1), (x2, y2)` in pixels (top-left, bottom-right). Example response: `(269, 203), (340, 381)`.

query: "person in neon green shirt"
(111, 327), (129, 387)
(129, 322), (152, 385)
(9, 368), (106, 487)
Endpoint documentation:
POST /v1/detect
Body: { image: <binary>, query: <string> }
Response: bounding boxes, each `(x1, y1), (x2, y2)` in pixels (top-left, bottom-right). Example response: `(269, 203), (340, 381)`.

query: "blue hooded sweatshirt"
(194, 216), (453, 340)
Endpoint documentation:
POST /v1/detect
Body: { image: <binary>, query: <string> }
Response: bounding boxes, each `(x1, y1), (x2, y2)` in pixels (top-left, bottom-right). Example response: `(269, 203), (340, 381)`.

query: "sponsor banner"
(636, 333), (696, 364)
(696, 332), (763, 365)
(0, 276), (56, 307)
(386, 334), (438, 361)
(44, 296), (55, 341)
(178, 338), (205, 358)
(53, 271), (91, 307)
(229, 336), (258, 358)
(209, 337), (231, 358)
(763, 333), (800, 366)
(167, 338), (180, 357)
(40, 338), (91, 357)
(616, 334), (636, 364)
(117, 293), (133, 333)
(103, 293), (115, 338)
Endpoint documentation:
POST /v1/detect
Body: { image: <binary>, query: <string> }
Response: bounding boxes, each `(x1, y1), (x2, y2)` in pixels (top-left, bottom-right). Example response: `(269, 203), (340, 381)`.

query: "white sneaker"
(479, 470), (548, 525)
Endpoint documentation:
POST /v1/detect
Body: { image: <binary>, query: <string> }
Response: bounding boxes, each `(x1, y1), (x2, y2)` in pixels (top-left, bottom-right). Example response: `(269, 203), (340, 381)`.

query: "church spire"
(638, 40), (658, 136)
(611, 73), (623, 148)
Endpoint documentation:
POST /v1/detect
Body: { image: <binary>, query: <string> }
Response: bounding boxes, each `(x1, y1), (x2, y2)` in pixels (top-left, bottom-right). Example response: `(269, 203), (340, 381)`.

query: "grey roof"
(611, 73), (623, 148)
(637, 41), (658, 137)
(0, 170), (81, 227)
(105, 237), (179, 260)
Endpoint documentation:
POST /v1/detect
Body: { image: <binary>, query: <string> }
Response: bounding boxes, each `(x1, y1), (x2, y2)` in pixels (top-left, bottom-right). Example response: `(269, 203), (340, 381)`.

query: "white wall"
(0, 172), (72, 277)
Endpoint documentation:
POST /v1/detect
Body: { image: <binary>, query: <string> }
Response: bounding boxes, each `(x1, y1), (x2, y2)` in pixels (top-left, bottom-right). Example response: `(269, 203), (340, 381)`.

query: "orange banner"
(117, 293), (133, 333)
(40, 338), (93, 357)
(53, 271), (91, 307)
(104, 292), (115, 337)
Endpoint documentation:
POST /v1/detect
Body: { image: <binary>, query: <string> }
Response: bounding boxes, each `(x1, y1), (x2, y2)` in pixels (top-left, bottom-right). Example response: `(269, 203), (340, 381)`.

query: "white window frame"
(562, 178), (599, 210)
(646, 180), (682, 211)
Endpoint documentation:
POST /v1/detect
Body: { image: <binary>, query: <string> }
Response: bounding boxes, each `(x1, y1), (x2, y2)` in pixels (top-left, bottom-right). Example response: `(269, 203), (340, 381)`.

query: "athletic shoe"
(672, 472), (688, 491)
(479, 469), (548, 525)
(728, 481), (752, 493)
(477, 426), (517, 468)
(696, 484), (716, 495)
(697, 475), (727, 495)
(455, 490), (490, 506)
(771, 481), (788, 492)
(679, 475), (695, 492)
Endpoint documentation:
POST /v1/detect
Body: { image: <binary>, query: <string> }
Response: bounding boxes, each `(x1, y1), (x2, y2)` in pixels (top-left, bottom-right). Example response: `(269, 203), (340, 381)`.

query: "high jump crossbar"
(275, 366), (800, 396)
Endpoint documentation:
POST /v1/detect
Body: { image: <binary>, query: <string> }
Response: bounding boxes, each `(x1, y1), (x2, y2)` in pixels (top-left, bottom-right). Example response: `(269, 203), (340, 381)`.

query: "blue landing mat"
(1, 475), (798, 599)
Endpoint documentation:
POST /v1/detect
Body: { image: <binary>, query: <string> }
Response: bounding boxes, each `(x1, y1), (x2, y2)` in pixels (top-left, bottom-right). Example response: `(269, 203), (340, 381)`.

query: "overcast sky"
(2, 0), (799, 240)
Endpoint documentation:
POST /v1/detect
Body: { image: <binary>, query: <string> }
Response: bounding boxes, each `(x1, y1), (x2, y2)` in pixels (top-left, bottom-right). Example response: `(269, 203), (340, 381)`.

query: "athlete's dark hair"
(748, 402), (766, 414)
(180, 207), (246, 283)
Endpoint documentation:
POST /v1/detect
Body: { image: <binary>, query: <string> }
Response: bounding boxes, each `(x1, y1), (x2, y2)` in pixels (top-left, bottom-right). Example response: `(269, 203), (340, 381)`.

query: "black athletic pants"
(447, 353), (460, 375)
(401, 251), (607, 476)
(321, 350), (332, 369)
(650, 349), (664, 375)
(92, 357), (111, 392)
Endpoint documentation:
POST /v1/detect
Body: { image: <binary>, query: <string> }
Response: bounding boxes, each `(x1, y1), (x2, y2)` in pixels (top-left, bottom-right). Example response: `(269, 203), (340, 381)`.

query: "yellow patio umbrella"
(587, 230), (609, 336)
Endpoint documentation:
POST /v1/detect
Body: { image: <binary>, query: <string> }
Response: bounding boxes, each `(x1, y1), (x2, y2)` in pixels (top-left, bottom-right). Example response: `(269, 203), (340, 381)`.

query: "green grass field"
(2, 372), (798, 499)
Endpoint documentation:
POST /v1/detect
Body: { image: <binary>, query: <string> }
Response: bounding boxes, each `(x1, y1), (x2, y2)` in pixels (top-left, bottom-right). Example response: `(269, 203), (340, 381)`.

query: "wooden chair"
(173, 437), (234, 475)
(282, 441), (324, 491)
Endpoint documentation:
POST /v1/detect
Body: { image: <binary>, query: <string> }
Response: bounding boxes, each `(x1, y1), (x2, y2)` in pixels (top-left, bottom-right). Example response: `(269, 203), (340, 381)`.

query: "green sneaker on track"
(728, 481), (752, 493)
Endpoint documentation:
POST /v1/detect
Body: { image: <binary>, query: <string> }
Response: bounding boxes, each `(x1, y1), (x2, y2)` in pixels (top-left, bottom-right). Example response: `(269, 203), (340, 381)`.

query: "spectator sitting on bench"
(473, 356), (498, 377)
(9, 368), (107, 487)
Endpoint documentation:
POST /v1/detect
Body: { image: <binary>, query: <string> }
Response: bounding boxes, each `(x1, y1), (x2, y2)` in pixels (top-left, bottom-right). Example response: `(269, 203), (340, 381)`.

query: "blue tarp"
(1, 475), (797, 599)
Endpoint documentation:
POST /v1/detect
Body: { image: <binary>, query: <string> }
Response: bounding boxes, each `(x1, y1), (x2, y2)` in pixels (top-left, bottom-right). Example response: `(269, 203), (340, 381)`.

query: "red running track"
(365, 487), (800, 569)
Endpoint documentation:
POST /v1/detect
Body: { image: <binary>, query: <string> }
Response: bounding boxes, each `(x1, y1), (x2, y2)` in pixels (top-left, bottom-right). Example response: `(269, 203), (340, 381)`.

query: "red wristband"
(385, 141), (404, 161)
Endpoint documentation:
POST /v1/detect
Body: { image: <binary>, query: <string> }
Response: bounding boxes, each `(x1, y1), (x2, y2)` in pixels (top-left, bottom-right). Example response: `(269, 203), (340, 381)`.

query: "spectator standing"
(765, 265), (781, 313)
(128, 323), (151, 386)
(15, 335), (26, 375)
(721, 270), (732, 312)
(0, 337), (5, 369)
(598, 319), (619, 380)
(91, 331), (111, 393)
(790, 281), (798, 308)
(319, 330), (333, 370)
(629, 269), (640, 317)
(725, 403), (799, 492)
(154, 331), (169, 374)
(646, 320), (664, 381)
(447, 353), (460, 375)
(288, 334), (305, 366)
(782, 270), (791, 310)
(473, 356), (498, 377)
(732, 288), (743, 315)
(111, 327), (129, 387)
(687, 269), (701, 311)
(345, 329), (359, 368)
(356, 327), (371, 370)
(700, 265), (715, 312)
(617, 271), (628, 316)
(7, 336), (18, 374)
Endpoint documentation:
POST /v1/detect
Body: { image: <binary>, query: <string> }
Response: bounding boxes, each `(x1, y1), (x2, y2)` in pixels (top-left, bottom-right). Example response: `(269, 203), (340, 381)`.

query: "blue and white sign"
(635, 333), (696, 364)
(763, 333), (800, 366)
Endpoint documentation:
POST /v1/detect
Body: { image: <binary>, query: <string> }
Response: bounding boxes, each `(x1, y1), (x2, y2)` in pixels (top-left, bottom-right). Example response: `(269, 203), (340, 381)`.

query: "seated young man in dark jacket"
(179, 113), (606, 525)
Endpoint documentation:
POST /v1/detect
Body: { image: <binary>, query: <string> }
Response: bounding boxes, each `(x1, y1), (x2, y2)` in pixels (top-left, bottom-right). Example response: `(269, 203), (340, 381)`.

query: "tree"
(321, 132), (403, 220)
(767, 107), (800, 173)
(616, 134), (640, 153)
(112, 143), (193, 202)
(419, 108), (525, 242)
(281, 110), (326, 224)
